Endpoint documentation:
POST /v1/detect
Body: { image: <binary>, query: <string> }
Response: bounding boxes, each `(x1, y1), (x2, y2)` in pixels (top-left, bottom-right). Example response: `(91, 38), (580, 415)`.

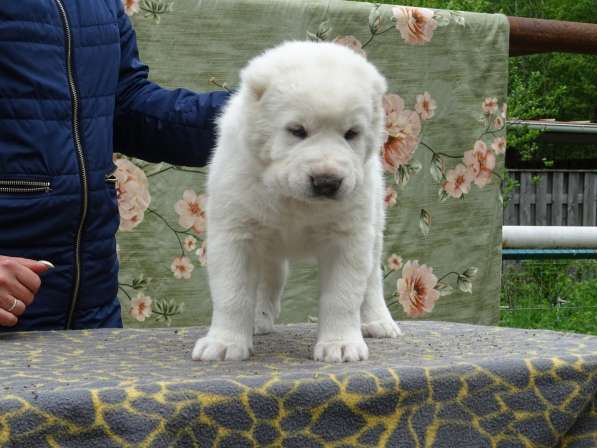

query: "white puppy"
(192, 41), (401, 363)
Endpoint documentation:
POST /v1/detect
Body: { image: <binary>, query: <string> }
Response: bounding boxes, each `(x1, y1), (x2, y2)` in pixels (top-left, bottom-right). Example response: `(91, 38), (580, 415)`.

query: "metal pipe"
(503, 226), (597, 249)
(507, 120), (597, 134)
(502, 248), (597, 260)
(507, 16), (597, 56)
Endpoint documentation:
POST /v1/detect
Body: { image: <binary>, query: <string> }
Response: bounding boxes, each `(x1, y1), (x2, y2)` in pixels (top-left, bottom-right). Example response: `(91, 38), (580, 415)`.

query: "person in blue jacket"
(0, 1), (229, 331)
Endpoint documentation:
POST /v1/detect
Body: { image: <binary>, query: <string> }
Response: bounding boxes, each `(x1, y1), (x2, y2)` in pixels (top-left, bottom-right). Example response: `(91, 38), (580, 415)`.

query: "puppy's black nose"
(310, 175), (343, 198)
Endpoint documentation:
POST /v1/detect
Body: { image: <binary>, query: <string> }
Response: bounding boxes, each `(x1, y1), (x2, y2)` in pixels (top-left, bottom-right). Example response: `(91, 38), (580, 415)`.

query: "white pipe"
(507, 120), (597, 135)
(503, 226), (597, 249)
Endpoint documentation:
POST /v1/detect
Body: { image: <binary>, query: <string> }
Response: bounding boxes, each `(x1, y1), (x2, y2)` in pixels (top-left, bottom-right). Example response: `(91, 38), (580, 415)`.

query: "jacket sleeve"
(113, 4), (229, 167)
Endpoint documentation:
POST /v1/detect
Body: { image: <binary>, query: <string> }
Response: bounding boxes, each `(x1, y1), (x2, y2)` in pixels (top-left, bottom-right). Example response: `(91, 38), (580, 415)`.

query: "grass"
(500, 259), (597, 335)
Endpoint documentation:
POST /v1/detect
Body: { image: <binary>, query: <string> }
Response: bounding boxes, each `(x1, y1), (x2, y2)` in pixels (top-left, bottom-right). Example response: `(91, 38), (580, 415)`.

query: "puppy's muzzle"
(310, 175), (343, 198)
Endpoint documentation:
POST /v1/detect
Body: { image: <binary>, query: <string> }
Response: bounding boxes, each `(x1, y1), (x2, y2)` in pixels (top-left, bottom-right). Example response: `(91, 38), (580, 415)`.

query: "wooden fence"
(504, 170), (597, 226)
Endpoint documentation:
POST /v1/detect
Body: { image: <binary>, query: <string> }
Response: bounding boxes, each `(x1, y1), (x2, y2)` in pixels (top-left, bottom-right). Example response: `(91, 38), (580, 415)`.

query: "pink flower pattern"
(184, 236), (197, 252)
(196, 240), (207, 267)
(491, 137), (507, 155)
(482, 97), (498, 114)
(415, 92), (437, 120)
(382, 94), (421, 172)
(464, 140), (496, 188)
(114, 158), (151, 232)
(397, 260), (440, 317)
(442, 164), (474, 198)
(175, 190), (207, 235)
(129, 293), (152, 322)
(384, 186), (398, 209)
(393, 7), (438, 45)
(387, 254), (403, 271)
(171, 256), (194, 280)
(333, 36), (366, 58)
(122, 0), (140, 16)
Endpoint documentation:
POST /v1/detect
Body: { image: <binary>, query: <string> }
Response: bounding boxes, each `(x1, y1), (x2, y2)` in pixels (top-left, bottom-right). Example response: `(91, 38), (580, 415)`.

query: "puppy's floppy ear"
(371, 70), (388, 98)
(240, 56), (271, 102)
(369, 70), (388, 118)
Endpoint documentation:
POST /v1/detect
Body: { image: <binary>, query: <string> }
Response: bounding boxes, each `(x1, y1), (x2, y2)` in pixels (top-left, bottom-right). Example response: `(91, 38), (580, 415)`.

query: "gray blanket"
(1, 322), (596, 447)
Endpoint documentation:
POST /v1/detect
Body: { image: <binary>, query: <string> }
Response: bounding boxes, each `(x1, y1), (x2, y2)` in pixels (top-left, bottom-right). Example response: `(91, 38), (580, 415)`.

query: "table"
(1, 322), (596, 447)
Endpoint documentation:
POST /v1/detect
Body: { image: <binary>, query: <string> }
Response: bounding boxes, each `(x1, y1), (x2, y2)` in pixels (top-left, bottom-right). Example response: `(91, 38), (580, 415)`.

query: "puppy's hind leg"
(254, 258), (288, 335)
(361, 230), (402, 338)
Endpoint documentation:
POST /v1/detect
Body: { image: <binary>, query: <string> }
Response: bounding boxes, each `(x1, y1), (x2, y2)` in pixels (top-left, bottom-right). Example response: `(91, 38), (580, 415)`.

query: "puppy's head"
(239, 41), (387, 203)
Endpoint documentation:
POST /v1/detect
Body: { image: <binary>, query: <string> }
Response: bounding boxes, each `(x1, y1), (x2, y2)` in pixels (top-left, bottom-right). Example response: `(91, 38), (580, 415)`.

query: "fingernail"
(38, 260), (55, 269)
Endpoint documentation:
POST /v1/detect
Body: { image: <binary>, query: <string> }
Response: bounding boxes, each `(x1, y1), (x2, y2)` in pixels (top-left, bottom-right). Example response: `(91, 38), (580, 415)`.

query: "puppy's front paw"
(314, 339), (369, 363)
(362, 319), (402, 338)
(192, 336), (251, 361)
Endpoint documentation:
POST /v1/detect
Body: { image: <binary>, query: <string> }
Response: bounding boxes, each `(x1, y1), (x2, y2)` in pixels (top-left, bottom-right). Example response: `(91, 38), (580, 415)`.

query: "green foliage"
(500, 260), (597, 335)
(367, 0), (495, 10)
(500, 168), (519, 207)
(508, 64), (567, 161)
(153, 298), (185, 326)
(140, 0), (174, 24)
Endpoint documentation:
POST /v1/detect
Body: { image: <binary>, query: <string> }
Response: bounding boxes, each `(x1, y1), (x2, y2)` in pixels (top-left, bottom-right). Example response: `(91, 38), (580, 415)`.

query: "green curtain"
(117, 0), (508, 328)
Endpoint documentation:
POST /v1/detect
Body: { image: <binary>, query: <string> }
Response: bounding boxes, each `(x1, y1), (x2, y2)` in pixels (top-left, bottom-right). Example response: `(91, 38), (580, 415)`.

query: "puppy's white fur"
(192, 41), (401, 363)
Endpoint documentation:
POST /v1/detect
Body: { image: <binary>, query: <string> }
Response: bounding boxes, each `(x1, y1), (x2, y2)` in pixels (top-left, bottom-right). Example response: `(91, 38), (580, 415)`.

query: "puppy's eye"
(344, 129), (359, 141)
(287, 126), (308, 139)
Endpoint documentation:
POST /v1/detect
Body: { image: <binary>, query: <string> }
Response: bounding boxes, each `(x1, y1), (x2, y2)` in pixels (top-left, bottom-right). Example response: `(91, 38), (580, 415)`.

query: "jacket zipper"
(53, 0), (88, 330)
(105, 170), (118, 184)
(0, 180), (51, 194)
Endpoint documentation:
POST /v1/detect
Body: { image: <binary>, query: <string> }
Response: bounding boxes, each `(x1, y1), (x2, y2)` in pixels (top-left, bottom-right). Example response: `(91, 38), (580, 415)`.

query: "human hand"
(0, 257), (53, 327)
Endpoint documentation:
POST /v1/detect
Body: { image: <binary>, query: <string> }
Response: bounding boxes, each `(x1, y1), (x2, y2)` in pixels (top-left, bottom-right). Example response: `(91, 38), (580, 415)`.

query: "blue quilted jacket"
(0, 1), (228, 331)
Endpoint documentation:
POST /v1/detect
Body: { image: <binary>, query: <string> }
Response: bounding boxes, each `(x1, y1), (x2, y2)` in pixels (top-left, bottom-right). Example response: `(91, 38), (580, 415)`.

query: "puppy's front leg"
(315, 236), (370, 363)
(192, 234), (257, 361)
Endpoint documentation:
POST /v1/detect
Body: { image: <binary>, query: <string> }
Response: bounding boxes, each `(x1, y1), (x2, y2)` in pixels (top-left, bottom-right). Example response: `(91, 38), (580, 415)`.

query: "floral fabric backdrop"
(117, 0), (508, 328)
